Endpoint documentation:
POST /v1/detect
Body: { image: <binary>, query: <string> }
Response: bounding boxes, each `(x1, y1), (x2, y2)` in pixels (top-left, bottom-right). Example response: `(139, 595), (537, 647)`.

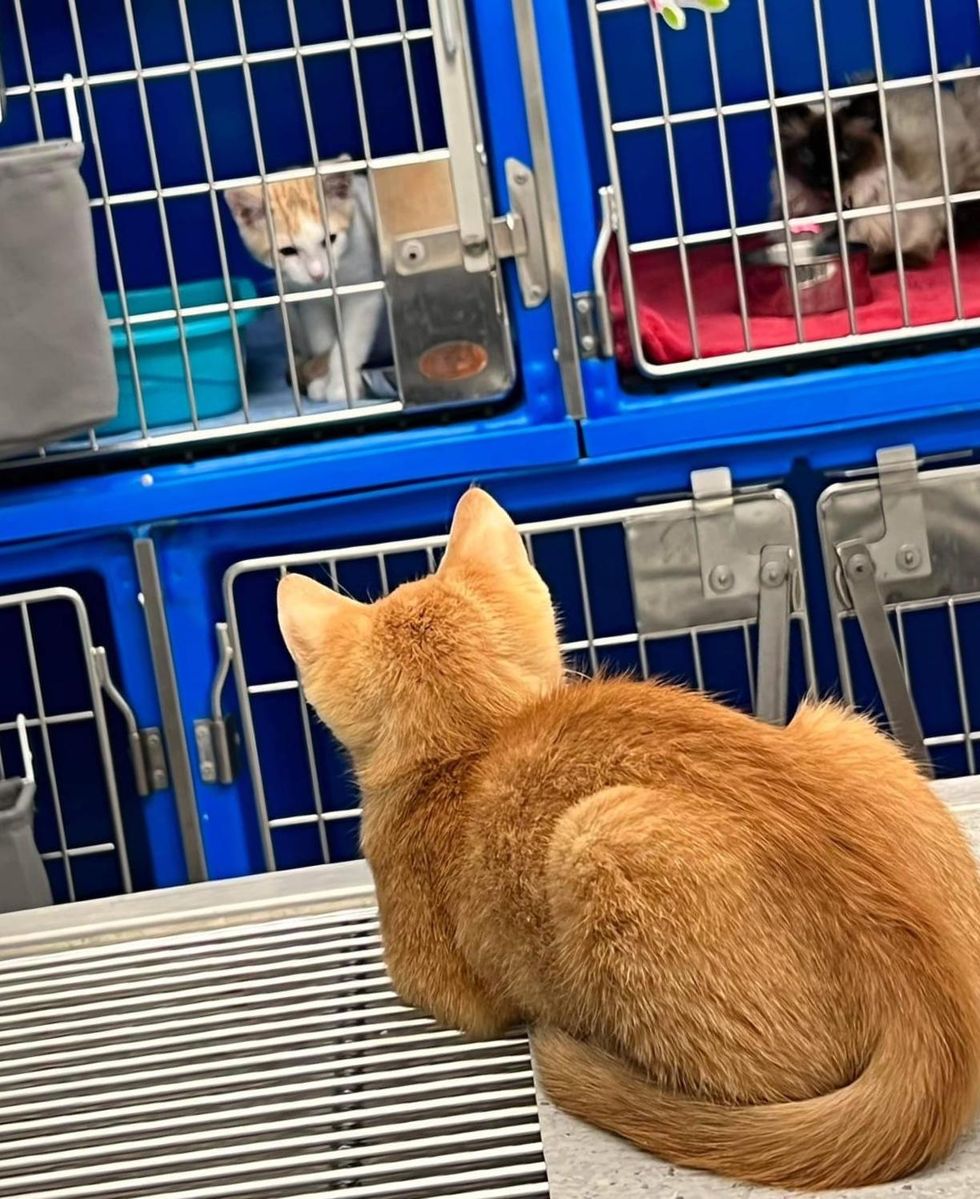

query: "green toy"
(649, 0), (730, 31)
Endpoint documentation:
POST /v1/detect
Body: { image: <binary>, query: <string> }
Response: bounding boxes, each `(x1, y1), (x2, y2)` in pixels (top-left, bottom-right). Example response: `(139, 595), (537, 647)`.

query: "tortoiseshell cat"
(776, 85), (980, 269)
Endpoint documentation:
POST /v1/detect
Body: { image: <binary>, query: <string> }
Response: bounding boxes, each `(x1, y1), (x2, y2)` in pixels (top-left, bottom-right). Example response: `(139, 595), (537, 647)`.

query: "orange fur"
(277, 489), (980, 1191)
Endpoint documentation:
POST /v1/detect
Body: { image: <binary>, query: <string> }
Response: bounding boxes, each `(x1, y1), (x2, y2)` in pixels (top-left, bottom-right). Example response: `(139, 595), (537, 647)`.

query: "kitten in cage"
(225, 157), (388, 403)
(775, 84), (980, 270)
(279, 487), (980, 1193)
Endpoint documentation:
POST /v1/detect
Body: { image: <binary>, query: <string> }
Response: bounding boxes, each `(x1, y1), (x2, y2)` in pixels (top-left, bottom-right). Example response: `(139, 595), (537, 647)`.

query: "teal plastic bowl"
(100, 278), (260, 435)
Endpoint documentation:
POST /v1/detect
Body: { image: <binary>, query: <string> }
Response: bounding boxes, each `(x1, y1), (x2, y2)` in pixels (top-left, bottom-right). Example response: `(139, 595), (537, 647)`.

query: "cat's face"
(277, 490), (564, 766)
(777, 97), (883, 208)
(225, 161), (355, 287)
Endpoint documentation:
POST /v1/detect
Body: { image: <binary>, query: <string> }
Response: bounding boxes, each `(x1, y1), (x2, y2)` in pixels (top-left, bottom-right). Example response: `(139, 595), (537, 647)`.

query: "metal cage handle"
(92, 646), (153, 797)
(194, 624), (238, 786)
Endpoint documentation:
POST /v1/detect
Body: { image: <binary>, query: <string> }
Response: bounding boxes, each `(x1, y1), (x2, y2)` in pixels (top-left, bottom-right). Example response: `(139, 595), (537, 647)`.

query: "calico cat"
(776, 86), (980, 269)
(278, 488), (980, 1192)
(226, 158), (387, 403)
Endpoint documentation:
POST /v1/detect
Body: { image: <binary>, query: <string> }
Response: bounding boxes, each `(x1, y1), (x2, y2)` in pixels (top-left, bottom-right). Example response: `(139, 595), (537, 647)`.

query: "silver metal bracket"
(194, 717), (238, 786)
(195, 624), (238, 785)
(573, 293), (601, 358)
(836, 541), (931, 773)
(691, 467), (762, 602)
(862, 445), (932, 585)
(92, 647), (169, 796)
(504, 159), (548, 308)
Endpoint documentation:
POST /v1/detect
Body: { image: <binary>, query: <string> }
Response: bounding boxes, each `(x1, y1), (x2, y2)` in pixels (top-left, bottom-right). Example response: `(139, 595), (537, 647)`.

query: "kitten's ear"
(323, 158), (353, 201)
(225, 186), (266, 227)
(844, 92), (882, 134)
(776, 103), (812, 144)
(277, 574), (363, 669)
(439, 489), (530, 578)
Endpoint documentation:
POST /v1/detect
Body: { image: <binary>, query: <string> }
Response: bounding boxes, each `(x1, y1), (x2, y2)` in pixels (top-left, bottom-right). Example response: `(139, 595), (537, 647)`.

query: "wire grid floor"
(0, 903), (549, 1199)
(588, 0), (980, 375)
(0, 587), (130, 902)
(223, 501), (813, 872)
(838, 591), (980, 780)
(1, 0), (457, 458)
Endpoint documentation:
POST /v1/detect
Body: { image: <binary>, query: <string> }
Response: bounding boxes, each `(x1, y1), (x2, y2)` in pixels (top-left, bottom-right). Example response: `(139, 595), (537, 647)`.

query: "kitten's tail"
(535, 946), (980, 1191)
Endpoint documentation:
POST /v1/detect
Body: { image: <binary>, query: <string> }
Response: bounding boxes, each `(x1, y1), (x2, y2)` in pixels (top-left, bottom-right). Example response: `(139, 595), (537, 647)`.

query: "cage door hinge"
(690, 467), (795, 726)
(495, 159), (548, 308)
(572, 293), (607, 358)
(194, 623), (238, 785)
(863, 445), (932, 584)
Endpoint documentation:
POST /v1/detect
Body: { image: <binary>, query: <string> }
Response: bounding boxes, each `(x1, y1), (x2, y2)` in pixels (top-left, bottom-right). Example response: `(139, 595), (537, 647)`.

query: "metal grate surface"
(0, 904), (549, 1199)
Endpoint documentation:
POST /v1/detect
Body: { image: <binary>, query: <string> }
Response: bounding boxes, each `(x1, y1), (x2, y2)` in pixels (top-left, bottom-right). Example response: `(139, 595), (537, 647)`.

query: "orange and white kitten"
(225, 157), (385, 402)
(278, 489), (980, 1192)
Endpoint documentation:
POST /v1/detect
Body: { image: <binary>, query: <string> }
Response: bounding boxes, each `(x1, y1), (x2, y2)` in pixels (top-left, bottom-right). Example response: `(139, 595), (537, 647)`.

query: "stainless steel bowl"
(742, 234), (873, 318)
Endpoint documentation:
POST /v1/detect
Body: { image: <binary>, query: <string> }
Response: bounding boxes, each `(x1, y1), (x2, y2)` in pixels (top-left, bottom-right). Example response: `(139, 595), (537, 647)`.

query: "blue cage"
(0, 0), (979, 900)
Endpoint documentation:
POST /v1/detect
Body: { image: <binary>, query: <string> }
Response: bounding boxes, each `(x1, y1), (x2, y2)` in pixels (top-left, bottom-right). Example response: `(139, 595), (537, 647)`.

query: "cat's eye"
(321, 234), (339, 248)
(280, 246), (299, 257)
(798, 147), (815, 168)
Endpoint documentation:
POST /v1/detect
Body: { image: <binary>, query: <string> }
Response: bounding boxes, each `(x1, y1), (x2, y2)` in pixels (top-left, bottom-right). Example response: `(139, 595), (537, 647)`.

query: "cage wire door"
(819, 446), (980, 780)
(585, 0), (980, 378)
(213, 480), (813, 873)
(0, 0), (548, 464)
(0, 586), (154, 902)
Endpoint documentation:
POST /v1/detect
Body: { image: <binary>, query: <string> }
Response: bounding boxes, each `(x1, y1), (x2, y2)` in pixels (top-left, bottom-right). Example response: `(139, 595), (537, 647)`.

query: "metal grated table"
(0, 863), (548, 1199)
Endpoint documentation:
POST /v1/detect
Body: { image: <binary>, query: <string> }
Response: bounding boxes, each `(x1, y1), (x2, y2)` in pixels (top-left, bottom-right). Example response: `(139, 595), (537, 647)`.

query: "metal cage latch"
(195, 624), (239, 785)
(92, 647), (169, 796)
(627, 469), (805, 728)
(690, 467), (795, 727)
(833, 445), (932, 772)
(393, 158), (548, 310)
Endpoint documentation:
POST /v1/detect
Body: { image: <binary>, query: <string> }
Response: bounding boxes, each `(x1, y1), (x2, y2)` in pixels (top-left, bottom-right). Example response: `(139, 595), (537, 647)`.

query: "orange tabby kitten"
(278, 488), (980, 1191)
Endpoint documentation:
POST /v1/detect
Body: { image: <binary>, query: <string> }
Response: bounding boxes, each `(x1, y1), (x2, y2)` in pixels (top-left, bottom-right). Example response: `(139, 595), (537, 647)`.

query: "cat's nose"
(309, 263), (326, 281)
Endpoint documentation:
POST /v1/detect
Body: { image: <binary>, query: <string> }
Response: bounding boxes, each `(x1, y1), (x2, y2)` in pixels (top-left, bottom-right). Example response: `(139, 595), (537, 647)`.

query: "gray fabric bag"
(0, 140), (117, 459)
(0, 777), (53, 913)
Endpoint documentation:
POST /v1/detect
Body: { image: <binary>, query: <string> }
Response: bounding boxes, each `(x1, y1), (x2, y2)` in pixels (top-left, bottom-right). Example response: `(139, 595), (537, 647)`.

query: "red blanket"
(607, 244), (980, 366)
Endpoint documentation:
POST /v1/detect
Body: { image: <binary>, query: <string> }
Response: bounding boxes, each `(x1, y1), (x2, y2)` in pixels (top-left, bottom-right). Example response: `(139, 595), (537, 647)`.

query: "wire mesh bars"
(0, 0), (514, 464)
(219, 486), (813, 872)
(588, 0), (980, 376)
(0, 587), (133, 902)
(819, 449), (980, 780)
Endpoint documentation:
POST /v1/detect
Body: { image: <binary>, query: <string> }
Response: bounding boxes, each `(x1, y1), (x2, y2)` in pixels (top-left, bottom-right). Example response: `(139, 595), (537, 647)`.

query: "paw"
(316, 367), (365, 404)
(305, 375), (333, 403)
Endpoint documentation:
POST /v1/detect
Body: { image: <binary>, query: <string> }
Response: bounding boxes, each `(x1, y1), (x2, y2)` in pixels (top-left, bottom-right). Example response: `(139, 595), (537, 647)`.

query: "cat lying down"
(278, 488), (980, 1192)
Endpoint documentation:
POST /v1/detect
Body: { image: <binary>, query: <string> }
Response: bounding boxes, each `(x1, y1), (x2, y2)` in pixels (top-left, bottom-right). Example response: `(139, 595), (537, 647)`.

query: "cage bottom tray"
(608, 244), (980, 367)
